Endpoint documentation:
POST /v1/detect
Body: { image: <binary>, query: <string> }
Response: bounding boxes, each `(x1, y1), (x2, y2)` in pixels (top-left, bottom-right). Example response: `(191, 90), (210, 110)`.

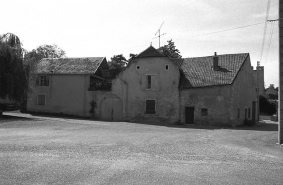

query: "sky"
(1, 0), (279, 87)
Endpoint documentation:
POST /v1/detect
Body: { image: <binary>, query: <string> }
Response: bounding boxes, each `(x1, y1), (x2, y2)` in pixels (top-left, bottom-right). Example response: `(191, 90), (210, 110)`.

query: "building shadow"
(234, 122), (278, 131)
(126, 120), (278, 131)
(0, 114), (36, 123)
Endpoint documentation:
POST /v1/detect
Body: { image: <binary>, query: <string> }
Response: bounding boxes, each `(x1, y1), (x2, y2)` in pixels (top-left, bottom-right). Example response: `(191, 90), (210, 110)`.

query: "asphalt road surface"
(0, 112), (282, 185)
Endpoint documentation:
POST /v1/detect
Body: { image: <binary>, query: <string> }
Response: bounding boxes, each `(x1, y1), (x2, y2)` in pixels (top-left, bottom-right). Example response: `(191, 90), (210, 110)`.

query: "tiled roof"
(36, 57), (105, 74)
(180, 53), (249, 88)
(136, 46), (165, 58)
(170, 58), (183, 67)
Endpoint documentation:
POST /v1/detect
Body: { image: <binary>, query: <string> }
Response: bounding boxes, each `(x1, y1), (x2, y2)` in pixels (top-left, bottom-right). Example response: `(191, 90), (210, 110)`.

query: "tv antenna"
(153, 21), (166, 48)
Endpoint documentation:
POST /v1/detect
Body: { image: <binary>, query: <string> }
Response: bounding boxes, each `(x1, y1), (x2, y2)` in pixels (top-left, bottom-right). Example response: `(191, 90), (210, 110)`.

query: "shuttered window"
(36, 75), (49, 86)
(146, 75), (157, 90)
(146, 100), (155, 114)
(37, 94), (46, 105)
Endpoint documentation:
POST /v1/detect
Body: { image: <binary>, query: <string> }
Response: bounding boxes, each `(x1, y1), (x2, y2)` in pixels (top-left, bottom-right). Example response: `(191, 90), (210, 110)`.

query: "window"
(37, 94), (46, 105)
(136, 65), (140, 70)
(146, 75), (157, 90)
(248, 108), (250, 118)
(147, 75), (152, 89)
(201, 108), (208, 116)
(36, 75), (49, 86)
(237, 109), (240, 118)
(165, 64), (169, 70)
(245, 108), (247, 118)
(146, 100), (156, 114)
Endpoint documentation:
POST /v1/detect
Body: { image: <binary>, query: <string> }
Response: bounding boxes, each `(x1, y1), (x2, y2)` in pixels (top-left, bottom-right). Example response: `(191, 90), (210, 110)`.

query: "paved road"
(0, 112), (282, 185)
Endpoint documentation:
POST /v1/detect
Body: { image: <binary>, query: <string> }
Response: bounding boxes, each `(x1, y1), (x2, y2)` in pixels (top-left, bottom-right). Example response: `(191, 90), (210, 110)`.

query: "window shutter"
(152, 75), (157, 90)
(35, 76), (39, 86)
(46, 76), (49, 86)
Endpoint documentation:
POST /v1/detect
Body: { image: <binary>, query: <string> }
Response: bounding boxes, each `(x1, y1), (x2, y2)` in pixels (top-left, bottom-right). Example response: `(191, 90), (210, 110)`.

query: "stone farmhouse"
(27, 46), (259, 126)
(27, 57), (113, 118)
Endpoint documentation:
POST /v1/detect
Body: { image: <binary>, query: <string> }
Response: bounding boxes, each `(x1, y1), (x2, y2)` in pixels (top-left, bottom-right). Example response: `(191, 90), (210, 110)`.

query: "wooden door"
(101, 94), (123, 121)
(185, 107), (194, 124)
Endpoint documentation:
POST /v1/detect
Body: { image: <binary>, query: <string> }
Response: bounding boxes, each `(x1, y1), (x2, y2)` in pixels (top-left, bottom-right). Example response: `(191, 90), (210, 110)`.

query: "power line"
(188, 22), (265, 38)
(265, 22), (275, 63)
(259, 0), (271, 63)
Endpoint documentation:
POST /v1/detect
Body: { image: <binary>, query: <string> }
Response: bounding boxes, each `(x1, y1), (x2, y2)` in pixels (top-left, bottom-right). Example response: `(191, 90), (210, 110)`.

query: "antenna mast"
(153, 21), (166, 48)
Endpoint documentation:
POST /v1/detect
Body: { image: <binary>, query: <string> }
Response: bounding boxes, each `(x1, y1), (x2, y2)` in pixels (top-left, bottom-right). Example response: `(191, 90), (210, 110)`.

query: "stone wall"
(112, 57), (180, 123)
(180, 56), (257, 126)
(232, 56), (258, 125)
(252, 66), (265, 95)
(27, 74), (108, 118)
(180, 85), (232, 126)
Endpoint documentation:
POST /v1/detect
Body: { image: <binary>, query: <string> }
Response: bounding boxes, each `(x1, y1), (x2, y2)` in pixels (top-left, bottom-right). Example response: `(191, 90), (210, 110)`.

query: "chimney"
(213, 52), (219, 71)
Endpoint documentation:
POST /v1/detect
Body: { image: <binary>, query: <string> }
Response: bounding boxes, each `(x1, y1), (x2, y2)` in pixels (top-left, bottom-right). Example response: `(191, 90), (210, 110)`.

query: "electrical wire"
(259, 0), (271, 63)
(265, 21), (275, 63)
(188, 22), (265, 38)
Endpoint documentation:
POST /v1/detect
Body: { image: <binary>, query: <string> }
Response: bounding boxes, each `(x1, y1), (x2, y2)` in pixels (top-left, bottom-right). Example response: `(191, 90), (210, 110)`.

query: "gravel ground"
(0, 112), (282, 185)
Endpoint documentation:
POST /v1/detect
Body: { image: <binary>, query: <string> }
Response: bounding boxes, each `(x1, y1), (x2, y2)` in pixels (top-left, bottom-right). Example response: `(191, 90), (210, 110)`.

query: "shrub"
(243, 118), (255, 127)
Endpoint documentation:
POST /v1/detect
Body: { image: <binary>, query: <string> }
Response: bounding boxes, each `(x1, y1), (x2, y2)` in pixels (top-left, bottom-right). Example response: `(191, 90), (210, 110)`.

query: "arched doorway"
(100, 93), (123, 121)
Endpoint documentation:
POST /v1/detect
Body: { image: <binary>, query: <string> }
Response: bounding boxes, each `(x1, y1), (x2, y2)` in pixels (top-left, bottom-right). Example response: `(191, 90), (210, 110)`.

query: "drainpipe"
(179, 88), (181, 123)
(83, 74), (86, 117)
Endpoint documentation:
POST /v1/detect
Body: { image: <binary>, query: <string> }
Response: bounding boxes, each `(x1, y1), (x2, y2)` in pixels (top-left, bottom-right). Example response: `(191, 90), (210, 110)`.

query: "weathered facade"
(112, 46), (258, 126)
(253, 66), (265, 95)
(112, 47), (180, 123)
(27, 57), (112, 118)
(28, 46), (259, 126)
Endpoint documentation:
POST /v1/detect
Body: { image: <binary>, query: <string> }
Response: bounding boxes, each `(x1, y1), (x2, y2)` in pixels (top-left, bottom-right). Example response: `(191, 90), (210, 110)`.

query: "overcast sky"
(1, 0), (279, 86)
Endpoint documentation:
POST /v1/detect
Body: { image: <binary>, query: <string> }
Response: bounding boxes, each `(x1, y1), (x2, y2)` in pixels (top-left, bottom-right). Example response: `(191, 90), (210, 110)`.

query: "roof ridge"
(136, 45), (165, 58)
(183, 53), (249, 59)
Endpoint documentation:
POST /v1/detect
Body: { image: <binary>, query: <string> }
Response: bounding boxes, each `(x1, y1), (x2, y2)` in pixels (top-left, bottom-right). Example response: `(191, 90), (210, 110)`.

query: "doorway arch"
(100, 93), (123, 121)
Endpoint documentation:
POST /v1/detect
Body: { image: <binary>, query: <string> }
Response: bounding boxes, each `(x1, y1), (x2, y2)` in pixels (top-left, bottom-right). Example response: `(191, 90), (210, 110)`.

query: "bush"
(243, 119), (255, 127)
(259, 95), (277, 115)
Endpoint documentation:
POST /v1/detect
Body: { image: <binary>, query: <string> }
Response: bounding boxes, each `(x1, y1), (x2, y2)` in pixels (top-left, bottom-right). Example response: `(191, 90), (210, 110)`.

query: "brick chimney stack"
(213, 52), (219, 71)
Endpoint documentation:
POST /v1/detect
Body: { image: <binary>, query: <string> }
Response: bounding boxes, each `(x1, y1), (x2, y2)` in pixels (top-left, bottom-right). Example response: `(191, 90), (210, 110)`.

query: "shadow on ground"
(0, 115), (37, 122)
(134, 121), (278, 131)
(2, 112), (279, 132)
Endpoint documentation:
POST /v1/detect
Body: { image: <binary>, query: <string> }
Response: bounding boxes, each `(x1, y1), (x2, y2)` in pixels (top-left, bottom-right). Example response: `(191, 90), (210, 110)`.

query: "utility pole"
(257, 61), (260, 122)
(279, 0), (283, 144)
(153, 22), (166, 48)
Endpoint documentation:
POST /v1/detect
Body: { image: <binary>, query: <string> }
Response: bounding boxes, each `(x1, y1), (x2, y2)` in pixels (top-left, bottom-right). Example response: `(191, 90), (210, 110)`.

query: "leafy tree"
(24, 44), (66, 64)
(24, 44), (66, 91)
(108, 54), (127, 68)
(108, 54), (127, 77)
(259, 95), (277, 115)
(158, 39), (182, 59)
(0, 33), (27, 101)
(265, 84), (278, 100)
(128, 53), (137, 64)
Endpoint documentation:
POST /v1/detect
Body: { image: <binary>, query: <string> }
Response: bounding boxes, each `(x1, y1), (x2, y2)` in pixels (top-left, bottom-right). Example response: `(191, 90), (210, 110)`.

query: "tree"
(0, 33), (27, 101)
(24, 44), (66, 64)
(259, 95), (277, 115)
(128, 53), (137, 64)
(158, 39), (182, 59)
(265, 84), (278, 100)
(108, 54), (127, 77)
